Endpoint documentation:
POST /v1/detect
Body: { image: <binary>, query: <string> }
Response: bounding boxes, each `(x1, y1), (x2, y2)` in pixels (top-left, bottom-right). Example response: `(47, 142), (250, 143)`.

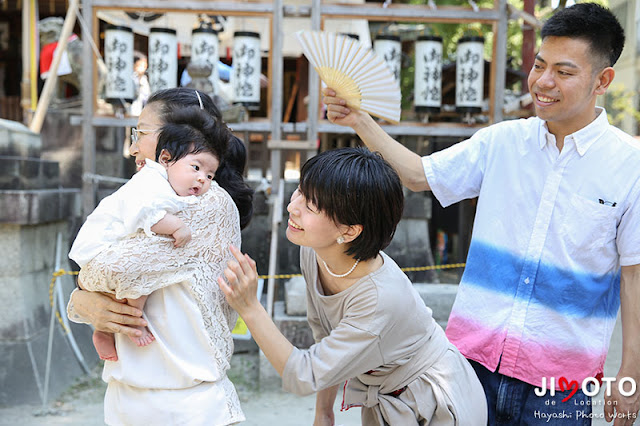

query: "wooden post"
(521, 0), (537, 92)
(489, 0), (508, 124)
(81, 0), (96, 217)
(308, 0), (321, 152)
(20, 0), (34, 125)
(266, 0), (284, 318)
(29, 0), (79, 133)
(269, 6), (284, 192)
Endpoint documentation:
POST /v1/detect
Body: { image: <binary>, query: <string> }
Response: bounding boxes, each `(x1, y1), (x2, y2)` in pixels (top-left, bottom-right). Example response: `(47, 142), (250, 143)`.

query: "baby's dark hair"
(541, 3), (625, 70)
(299, 147), (404, 261)
(148, 88), (252, 226)
(155, 106), (228, 165)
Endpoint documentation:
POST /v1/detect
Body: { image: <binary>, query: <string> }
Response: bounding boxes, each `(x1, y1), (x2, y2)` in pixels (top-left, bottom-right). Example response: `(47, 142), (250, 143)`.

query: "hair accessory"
(195, 90), (204, 110)
(323, 259), (360, 278)
(337, 235), (345, 244)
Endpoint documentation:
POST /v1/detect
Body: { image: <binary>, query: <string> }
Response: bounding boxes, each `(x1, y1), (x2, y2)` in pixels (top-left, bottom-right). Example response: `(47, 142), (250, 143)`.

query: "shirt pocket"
(561, 194), (618, 250)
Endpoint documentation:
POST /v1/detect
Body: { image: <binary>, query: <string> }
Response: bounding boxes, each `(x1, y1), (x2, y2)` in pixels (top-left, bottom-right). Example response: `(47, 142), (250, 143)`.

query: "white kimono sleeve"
(77, 183), (240, 302)
(68, 161), (195, 267)
(116, 161), (197, 237)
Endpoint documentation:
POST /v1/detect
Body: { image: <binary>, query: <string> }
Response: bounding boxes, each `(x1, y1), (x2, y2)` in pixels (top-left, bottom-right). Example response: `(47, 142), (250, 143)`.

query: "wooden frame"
(80, 0), (284, 213)
(304, 0), (509, 147)
(78, 0), (513, 317)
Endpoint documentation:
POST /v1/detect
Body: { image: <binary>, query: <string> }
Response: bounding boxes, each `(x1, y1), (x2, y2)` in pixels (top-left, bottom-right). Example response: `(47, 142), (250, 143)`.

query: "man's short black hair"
(541, 2), (625, 70)
(155, 105), (228, 165)
(299, 147), (404, 261)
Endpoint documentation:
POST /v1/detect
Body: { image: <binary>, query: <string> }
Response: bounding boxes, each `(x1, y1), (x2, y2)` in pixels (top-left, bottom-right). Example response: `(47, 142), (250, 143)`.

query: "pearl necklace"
(322, 259), (360, 278)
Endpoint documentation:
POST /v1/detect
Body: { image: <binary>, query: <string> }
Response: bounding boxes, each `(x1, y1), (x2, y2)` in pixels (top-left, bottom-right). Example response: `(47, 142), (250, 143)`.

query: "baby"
(69, 107), (227, 361)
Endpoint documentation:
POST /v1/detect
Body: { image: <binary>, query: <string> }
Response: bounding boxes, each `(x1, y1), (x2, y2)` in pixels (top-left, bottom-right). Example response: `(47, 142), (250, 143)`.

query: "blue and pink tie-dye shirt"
(423, 109), (640, 389)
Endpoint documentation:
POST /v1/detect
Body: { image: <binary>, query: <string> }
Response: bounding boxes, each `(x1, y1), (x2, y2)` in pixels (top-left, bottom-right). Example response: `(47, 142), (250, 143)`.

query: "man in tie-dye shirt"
(323, 3), (640, 425)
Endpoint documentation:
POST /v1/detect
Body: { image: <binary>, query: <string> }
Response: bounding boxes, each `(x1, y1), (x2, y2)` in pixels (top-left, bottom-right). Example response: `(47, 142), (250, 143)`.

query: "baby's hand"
(172, 225), (192, 247)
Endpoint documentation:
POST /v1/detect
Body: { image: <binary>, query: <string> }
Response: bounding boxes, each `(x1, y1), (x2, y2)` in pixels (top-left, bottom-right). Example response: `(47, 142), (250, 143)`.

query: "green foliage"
(396, 0), (532, 108)
(399, 0), (610, 64)
(605, 84), (640, 128)
(392, 0), (612, 110)
(404, 1), (490, 60)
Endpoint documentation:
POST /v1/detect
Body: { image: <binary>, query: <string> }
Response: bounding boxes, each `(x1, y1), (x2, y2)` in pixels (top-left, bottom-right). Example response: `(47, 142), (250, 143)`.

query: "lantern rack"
(78, 0), (511, 211)
(304, 0), (509, 145)
(75, 0), (519, 318)
(77, 0), (286, 216)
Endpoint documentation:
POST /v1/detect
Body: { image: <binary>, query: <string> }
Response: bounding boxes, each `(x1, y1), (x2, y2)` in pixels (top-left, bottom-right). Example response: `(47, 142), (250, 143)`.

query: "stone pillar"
(387, 189), (438, 283)
(0, 118), (96, 406)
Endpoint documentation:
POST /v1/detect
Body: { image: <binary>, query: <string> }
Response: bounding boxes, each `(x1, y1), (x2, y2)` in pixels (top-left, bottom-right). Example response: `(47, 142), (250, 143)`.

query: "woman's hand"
(71, 289), (146, 337)
(219, 245), (295, 376)
(322, 87), (368, 129)
(217, 245), (260, 316)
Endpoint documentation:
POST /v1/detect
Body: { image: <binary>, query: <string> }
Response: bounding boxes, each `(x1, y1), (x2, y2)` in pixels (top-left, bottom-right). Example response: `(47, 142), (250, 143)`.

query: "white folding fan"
(296, 30), (402, 124)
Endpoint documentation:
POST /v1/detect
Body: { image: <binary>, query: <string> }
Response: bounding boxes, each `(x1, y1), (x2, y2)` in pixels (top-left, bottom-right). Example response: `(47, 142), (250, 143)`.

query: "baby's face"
(166, 151), (219, 197)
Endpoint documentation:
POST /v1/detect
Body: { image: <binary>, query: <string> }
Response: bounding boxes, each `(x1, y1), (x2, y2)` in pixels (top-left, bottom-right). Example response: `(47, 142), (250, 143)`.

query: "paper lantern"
(105, 25), (134, 104)
(455, 36), (485, 113)
(414, 35), (443, 114)
(232, 31), (261, 110)
(148, 28), (178, 92)
(374, 35), (402, 83)
(191, 26), (220, 95)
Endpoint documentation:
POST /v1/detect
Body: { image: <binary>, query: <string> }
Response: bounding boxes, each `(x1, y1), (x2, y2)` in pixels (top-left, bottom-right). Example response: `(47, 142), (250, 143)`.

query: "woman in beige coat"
(219, 147), (487, 425)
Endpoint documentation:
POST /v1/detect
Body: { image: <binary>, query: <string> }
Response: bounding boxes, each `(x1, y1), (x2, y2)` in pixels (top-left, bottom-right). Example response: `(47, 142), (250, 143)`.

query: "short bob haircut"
(541, 3), (625, 71)
(299, 147), (404, 261)
(155, 105), (228, 166)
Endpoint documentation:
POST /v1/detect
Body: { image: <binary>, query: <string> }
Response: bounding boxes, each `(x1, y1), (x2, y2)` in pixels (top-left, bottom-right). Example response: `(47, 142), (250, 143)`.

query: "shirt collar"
(538, 107), (609, 156)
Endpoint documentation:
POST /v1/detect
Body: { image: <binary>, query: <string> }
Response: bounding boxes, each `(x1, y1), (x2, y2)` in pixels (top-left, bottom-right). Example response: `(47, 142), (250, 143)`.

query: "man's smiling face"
(527, 36), (603, 136)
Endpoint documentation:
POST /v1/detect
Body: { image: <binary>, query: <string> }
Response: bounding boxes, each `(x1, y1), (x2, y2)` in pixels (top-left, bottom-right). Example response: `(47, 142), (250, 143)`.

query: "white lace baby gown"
(69, 159), (196, 268)
(72, 182), (245, 425)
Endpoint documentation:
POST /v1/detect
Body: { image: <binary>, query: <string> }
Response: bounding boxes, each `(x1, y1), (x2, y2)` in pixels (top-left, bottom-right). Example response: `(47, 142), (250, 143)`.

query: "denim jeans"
(469, 360), (593, 425)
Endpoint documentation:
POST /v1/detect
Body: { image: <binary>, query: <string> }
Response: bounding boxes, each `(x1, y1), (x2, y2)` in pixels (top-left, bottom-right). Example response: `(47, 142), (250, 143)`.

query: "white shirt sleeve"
(617, 182), (640, 266)
(422, 127), (490, 208)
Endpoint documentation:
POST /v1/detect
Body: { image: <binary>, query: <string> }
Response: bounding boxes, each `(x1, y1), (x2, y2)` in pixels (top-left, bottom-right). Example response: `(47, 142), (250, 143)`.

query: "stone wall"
(0, 118), (98, 407)
(0, 205), (97, 407)
(39, 108), (127, 189)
